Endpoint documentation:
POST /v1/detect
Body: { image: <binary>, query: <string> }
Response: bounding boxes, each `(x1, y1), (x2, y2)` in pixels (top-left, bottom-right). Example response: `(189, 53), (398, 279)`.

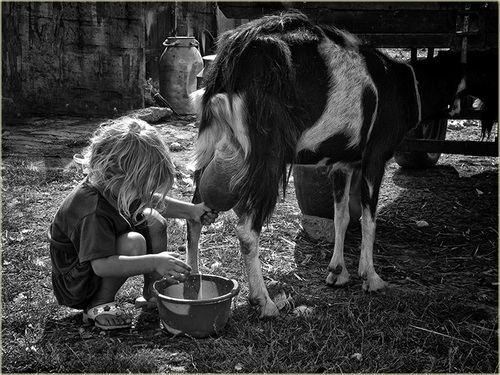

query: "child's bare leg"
(86, 231), (147, 327)
(142, 208), (168, 300)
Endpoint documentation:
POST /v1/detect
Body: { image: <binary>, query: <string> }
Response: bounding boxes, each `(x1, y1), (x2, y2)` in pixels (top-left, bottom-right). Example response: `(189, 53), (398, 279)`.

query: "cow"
(436, 50), (498, 139)
(186, 11), (466, 317)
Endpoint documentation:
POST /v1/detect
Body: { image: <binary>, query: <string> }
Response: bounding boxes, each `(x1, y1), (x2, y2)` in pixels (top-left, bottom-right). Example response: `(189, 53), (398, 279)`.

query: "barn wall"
(143, 3), (175, 90)
(216, 7), (249, 36)
(2, 2), (146, 117)
(2, 2), (218, 118)
(174, 2), (217, 56)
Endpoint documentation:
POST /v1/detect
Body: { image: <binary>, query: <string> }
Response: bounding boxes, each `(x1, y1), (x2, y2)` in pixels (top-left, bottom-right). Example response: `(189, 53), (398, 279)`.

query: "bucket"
(293, 164), (362, 225)
(159, 36), (204, 115)
(153, 274), (240, 338)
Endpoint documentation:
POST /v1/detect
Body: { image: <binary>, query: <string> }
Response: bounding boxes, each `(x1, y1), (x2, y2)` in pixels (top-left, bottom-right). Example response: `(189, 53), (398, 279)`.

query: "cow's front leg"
(236, 214), (279, 317)
(358, 172), (388, 291)
(326, 169), (352, 287)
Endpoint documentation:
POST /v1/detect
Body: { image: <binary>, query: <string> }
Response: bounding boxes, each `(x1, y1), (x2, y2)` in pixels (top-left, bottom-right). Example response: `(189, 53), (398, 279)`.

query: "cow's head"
(412, 55), (466, 121)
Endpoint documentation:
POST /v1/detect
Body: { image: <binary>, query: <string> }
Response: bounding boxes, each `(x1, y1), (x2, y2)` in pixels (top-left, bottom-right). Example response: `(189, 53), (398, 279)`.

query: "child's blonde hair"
(78, 117), (175, 224)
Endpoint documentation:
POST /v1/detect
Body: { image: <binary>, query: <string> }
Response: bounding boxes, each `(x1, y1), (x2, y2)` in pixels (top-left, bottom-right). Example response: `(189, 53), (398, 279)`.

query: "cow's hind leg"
(358, 164), (388, 292)
(326, 169), (353, 287)
(236, 213), (279, 317)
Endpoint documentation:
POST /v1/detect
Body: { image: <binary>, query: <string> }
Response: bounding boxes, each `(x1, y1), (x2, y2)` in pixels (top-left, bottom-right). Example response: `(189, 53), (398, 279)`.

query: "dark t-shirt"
(48, 179), (137, 308)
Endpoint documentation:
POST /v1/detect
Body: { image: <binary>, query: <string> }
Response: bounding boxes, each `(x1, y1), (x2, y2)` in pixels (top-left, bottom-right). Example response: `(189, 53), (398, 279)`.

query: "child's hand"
(155, 252), (192, 283)
(194, 203), (219, 225)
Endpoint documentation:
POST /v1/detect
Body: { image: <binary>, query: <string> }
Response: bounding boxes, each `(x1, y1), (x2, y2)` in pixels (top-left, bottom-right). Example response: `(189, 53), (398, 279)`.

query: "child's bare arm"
(156, 195), (218, 224)
(91, 252), (192, 280)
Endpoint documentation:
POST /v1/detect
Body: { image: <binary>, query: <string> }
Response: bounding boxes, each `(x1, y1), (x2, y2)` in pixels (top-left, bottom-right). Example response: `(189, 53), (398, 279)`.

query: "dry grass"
(1, 117), (498, 373)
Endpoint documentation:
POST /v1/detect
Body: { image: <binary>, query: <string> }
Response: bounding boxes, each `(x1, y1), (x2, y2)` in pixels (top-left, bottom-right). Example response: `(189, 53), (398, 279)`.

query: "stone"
(300, 215), (335, 243)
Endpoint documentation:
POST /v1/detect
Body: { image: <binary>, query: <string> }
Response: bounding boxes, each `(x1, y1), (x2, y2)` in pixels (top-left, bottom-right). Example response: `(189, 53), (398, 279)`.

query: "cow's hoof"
(361, 274), (388, 292)
(258, 299), (280, 318)
(249, 296), (279, 318)
(325, 270), (350, 287)
(255, 300), (280, 319)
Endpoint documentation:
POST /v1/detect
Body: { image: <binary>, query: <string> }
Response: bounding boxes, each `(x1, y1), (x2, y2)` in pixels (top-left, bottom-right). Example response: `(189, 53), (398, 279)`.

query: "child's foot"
(135, 296), (157, 310)
(83, 302), (132, 330)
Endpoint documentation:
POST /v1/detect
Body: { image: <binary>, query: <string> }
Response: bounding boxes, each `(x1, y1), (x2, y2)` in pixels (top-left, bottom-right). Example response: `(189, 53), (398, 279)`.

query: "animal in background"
(187, 11), (466, 317)
(436, 50), (498, 139)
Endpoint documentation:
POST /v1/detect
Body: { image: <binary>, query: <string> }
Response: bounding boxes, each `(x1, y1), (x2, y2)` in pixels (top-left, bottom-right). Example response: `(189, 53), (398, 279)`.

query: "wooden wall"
(2, 2), (146, 117)
(2, 2), (217, 118)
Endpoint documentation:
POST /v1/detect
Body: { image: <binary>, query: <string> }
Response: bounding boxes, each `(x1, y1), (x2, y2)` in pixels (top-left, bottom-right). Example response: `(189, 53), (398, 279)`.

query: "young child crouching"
(48, 117), (217, 330)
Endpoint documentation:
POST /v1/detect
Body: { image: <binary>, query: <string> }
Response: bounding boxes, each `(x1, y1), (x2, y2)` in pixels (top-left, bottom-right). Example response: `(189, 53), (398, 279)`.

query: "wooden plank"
(301, 11), (458, 34)
(218, 1), (494, 19)
(395, 139), (498, 156)
(218, 2), (448, 18)
(356, 33), (497, 49)
(217, 2), (497, 49)
(299, 2), (450, 11)
(356, 34), (455, 48)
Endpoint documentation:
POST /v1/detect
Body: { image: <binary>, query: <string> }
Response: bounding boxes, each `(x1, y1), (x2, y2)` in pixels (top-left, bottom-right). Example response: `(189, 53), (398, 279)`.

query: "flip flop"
(83, 302), (132, 331)
(134, 296), (158, 310)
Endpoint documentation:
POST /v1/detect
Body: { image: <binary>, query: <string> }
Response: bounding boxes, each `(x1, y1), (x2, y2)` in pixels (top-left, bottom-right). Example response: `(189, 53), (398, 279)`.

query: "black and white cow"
(187, 11), (465, 317)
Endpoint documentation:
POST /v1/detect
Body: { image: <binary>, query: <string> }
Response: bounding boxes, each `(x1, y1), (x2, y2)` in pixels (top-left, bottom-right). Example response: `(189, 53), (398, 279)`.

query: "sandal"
(135, 296), (157, 310)
(83, 302), (132, 331)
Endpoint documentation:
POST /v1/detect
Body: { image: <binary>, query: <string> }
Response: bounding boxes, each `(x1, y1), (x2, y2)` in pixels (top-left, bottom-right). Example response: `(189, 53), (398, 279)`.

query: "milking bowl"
(153, 274), (240, 338)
